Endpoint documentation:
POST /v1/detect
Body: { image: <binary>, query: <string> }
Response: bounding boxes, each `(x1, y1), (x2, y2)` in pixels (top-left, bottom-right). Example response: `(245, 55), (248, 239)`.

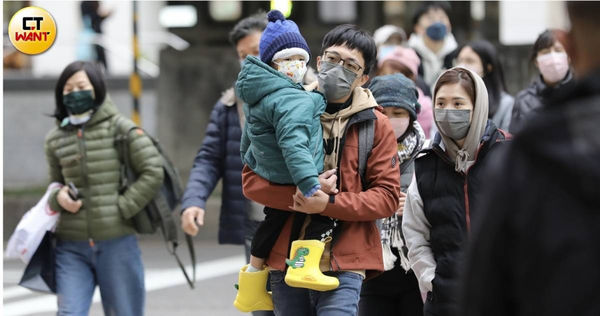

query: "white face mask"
(275, 60), (308, 84)
(536, 51), (569, 84)
(68, 109), (94, 125)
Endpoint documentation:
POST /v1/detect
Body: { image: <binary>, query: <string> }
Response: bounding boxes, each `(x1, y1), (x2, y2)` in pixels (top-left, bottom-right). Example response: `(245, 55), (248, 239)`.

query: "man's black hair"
(412, 1), (451, 27)
(54, 61), (106, 121)
(320, 24), (377, 75)
(228, 12), (267, 47)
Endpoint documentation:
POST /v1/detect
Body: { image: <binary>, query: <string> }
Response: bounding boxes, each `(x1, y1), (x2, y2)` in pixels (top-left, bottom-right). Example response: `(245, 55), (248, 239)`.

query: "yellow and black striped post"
(130, 0), (141, 126)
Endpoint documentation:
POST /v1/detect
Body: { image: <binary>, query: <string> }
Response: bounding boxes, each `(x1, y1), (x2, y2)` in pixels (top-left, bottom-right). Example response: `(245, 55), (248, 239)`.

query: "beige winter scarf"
(433, 67), (489, 173)
(320, 87), (379, 171)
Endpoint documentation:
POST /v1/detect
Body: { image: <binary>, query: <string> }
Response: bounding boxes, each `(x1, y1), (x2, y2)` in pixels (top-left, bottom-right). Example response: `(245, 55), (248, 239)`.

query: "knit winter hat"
(369, 73), (421, 120)
(378, 46), (421, 78)
(259, 10), (311, 64)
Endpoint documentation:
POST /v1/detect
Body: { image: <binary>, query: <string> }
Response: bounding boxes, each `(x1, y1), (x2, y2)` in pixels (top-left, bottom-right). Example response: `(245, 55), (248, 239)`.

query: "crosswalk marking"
(3, 254), (245, 316)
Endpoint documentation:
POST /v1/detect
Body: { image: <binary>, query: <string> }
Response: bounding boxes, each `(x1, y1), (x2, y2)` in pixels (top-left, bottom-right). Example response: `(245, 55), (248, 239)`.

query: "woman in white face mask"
(401, 67), (511, 316)
(509, 29), (574, 133)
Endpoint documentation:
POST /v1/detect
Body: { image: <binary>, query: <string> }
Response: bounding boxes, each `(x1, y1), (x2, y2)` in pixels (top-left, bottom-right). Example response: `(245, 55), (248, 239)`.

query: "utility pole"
(130, 0), (141, 126)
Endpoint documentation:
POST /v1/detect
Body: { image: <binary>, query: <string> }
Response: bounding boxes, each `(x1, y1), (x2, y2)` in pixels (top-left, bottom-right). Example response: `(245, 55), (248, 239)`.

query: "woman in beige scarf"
(402, 67), (511, 316)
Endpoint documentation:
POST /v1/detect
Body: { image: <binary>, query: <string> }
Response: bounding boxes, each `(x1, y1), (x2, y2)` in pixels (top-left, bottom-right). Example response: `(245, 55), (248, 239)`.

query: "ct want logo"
(8, 6), (57, 55)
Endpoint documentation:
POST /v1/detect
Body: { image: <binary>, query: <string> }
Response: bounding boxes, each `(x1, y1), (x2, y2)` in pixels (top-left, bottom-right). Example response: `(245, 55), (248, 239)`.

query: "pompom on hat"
(259, 10), (311, 64)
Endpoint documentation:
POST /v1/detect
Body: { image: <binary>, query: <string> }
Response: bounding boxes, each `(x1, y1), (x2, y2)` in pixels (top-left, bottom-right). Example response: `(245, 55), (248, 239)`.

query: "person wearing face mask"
(402, 67), (510, 316)
(233, 10), (342, 313)
(241, 24), (401, 316)
(44, 61), (163, 315)
(408, 1), (458, 88)
(180, 14), (276, 316)
(456, 40), (514, 131)
(462, 3), (600, 315)
(359, 73), (425, 316)
(377, 46), (435, 139)
(509, 29), (574, 133)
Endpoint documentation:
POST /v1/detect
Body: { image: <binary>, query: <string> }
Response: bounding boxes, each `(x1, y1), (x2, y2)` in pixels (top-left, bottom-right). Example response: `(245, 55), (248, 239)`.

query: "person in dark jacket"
(181, 13), (266, 246)
(509, 29), (574, 133)
(461, 3), (600, 315)
(359, 73), (424, 316)
(180, 14), (275, 316)
(402, 67), (509, 316)
(45, 61), (163, 315)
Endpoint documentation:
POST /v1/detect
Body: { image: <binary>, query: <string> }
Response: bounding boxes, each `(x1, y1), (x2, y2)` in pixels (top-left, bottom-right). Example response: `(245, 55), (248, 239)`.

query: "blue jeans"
(269, 270), (364, 316)
(55, 234), (144, 316)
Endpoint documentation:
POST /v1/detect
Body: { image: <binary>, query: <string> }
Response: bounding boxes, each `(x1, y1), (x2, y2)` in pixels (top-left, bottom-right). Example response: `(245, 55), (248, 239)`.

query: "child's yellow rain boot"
(284, 239), (339, 291)
(233, 265), (274, 312)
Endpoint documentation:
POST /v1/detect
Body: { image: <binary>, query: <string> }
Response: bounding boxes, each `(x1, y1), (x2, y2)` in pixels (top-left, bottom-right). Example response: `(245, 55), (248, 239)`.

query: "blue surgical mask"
(426, 22), (447, 41)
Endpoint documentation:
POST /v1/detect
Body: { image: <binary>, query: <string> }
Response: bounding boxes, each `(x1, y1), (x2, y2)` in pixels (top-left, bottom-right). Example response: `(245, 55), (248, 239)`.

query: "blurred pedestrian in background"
(179, 12), (275, 316)
(79, 1), (112, 71)
(509, 29), (574, 133)
(408, 1), (457, 88)
(377, 46), (434, 139)
(45, 61), (163, 315)
(462, 2), (600, 315)
(455, 40), (514, 131)
(402, 67), (510, 316)
(359, 73), (424, 316)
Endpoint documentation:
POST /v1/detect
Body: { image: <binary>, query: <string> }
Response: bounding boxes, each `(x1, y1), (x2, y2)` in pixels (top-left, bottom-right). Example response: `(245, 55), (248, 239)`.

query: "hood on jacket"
(432, 66), (489, 173)
(235, 55), (302, 106)
(59, 95), (119, 129)
(320, 87), (379, 122)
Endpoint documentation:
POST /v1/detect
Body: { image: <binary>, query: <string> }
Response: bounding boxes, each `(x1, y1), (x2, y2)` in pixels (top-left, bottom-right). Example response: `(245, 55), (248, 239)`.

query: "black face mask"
(63, 90), (95, 115)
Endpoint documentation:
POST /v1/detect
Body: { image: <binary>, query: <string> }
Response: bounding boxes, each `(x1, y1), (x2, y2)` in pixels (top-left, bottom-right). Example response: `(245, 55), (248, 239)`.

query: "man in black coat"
(462, 2), (600, 315)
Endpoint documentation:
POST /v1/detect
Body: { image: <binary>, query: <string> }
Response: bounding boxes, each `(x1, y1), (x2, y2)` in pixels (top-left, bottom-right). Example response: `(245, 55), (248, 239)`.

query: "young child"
(233, 10), (340, 313)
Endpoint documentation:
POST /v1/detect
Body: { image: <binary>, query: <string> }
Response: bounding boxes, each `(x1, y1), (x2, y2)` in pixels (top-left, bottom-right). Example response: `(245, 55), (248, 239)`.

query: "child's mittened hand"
(318, 169), (338, 194)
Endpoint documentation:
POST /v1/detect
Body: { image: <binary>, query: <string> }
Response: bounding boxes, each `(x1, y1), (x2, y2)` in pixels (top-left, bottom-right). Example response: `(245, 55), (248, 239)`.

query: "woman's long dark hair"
(54, 61), (106, 121)
(457, 40), (507, 117)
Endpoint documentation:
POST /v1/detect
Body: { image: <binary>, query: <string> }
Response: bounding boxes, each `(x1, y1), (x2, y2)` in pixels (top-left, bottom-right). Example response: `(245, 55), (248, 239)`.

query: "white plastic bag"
(5, 183), (63, 264)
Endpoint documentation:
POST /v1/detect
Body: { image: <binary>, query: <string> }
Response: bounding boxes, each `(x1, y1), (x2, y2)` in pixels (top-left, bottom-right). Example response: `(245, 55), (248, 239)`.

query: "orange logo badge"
(8, 6), (57, 55)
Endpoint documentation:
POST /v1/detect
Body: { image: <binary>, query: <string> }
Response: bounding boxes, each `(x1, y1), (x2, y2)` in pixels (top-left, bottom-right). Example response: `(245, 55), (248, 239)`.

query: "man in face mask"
(180, 14), (275, 316)
(241, 24), (402, 315)
(408, 1), (458, 88)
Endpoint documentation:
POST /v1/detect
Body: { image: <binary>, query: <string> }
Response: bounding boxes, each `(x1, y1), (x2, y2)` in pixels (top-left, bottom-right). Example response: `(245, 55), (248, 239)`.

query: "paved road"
(3, 237), (250, 316)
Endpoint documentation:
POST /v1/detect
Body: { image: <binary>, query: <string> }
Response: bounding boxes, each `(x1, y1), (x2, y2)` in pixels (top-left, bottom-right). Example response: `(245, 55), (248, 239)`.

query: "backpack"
(114, 118), (196, 289)
(357, 118), (375, 190)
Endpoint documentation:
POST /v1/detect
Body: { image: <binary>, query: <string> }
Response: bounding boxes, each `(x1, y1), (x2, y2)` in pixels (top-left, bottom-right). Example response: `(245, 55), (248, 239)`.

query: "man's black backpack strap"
(114, 116), (196, 289)
(357, 118), (375, 191)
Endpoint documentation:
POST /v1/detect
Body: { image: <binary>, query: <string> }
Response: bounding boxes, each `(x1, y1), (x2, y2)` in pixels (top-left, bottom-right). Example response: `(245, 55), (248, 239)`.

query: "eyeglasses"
(323, 51), (363, 74)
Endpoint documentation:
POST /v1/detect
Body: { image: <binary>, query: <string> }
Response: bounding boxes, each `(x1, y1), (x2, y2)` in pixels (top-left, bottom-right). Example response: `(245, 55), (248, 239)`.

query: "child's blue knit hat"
(259, 10), (311, 64)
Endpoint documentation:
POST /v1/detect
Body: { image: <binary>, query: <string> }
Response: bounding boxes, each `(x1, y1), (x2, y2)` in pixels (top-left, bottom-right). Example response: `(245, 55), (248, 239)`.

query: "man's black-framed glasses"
(323, 51), (363, 74)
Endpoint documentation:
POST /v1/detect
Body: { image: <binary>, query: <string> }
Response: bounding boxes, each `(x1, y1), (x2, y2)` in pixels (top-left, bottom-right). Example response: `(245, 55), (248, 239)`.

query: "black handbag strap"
(165, 235), (196, 289)
(114, 116), (196, 288)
